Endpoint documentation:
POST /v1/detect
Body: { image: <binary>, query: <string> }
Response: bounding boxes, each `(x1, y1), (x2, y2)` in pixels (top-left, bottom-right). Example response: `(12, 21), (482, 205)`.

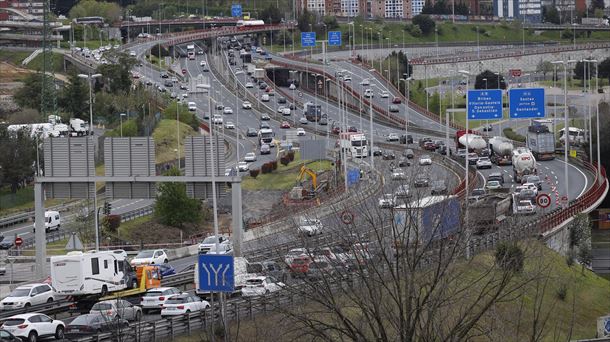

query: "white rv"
(51, 251), (131, 296)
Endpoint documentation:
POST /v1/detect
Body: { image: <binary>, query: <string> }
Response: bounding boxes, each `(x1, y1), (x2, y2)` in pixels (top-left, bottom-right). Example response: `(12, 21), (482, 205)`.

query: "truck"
(194, 256), (252, 297)
(512, 147), (537, 183)
(393, 195), (461, 246)
(304, 102), (322, 122)
(258, 128), (274, 146)
(339, 132), (368, 158)
(246, 63), (256, 75)
(69, 118), (90, 136)
(526, 125), (555, 161)
(468, 193), (512, 233)
(558, 127), (586, 145)
(254, 68), (265, 79)
(198, 235), (233, 254)
(581, 17), (609, 26)
(488, 137), (513, 165)
(455, 130), (486, 151)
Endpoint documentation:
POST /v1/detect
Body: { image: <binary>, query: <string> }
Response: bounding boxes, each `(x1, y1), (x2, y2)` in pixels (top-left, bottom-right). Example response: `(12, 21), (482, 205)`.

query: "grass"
(0, 187), (67, 216)
(0, 50), (32, 66)
(26, 52), (64, 73)
(21, 238), (68, 256)
(242, 154), (333, 191)
(117, 215), (154, 240)
(153, 119), (198, 164)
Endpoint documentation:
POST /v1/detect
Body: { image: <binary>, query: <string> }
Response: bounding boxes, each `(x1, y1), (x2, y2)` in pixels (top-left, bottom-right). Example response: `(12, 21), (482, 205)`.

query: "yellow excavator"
(294, 165), (328, 202)
(297, 165), (318, 190)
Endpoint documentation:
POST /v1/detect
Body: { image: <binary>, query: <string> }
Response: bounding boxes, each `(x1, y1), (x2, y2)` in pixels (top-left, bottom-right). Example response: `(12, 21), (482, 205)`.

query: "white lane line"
(550, 170), (555, 174)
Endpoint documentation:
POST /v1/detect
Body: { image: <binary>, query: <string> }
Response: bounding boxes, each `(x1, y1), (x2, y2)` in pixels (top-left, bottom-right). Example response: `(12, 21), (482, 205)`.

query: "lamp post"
(584, 58), (598, 170)
(458, 69), (471, 258)
(435, 28), (439, 57)
(120, 113), (126, 137)
(235, 70), (245, 168)
(399, 76), (412, 148)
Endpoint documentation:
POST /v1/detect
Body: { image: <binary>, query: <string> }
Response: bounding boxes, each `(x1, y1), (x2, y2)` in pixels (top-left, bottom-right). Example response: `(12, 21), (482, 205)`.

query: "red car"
(392, 97), (401, 104)
(290, 256), (312, 278)
(332, 126), (341, 134)
(423, 141), (437, 151)
(181, 68), (187, 75)
(281, 121), (291, 129)
(348, 126), (357, 132)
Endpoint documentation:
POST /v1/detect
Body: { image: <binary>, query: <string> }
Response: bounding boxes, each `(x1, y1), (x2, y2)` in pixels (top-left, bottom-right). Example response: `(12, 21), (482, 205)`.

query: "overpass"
(116, 17), (241, 30)
(524, 23), (610, 31)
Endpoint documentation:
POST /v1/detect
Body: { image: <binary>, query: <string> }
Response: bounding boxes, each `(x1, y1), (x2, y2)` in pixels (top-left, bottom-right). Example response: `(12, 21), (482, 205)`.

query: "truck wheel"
(28, 331), (37, 342)
(47, 297), (53, 303)
(24, 303), (31, 308)
(55, 326), (64, 339)
(164, 259), (169, 264)
(101, 285), (108, 297)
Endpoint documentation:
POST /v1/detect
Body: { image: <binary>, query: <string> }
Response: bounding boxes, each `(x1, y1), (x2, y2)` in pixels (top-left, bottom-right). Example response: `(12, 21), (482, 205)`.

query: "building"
(341, 0), (360, 16)
(412, 0), (425, 15)
(3, 0), (46, 20)
(493, 0), (542, 22)
(385, 0), (404, 17)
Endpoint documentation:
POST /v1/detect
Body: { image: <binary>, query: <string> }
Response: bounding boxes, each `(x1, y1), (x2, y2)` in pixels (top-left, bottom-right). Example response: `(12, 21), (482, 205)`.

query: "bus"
(187, 44), (195, 60)
(73, 17), (105, 25)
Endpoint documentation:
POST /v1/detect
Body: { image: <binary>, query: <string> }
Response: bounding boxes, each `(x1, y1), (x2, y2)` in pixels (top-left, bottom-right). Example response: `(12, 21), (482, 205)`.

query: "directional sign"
(301, 32), (316, 47)
(231, 4), (242, 17)
(328, 31), (342, 46)
(604, 317), (610, 335)
(467, 89), (503, 120)
(197, 255), (234, 292)
(347, 168), (360, 186)
(509, 88), (545, 119)
(14, 237), (22, 247)
(536, 193), (551, 208)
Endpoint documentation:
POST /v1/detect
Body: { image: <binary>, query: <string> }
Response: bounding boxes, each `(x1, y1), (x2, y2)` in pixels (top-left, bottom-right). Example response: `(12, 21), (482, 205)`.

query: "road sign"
(301, 32), (316, 47)
(509, 88), (545, 119)
(467, 89), (503, 120)
(560, 195), (569, 208)
(536, 193), (551, 208)
(347, 168), (360, 186)
(570, 149), (577, 158)
(340, 210), (354, 224)
(509, 69), (522, 77)
(231, 4), (242, 17)
(14, 237), (22, 247)
(328, 31), (342, 46)
(197, 255), (234, 292)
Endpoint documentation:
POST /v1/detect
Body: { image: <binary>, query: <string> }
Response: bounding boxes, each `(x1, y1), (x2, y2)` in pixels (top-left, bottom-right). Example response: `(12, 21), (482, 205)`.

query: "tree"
(0, 125), (37, 193)
(69, 0), (122, 23)
(536, 60), (554, 81)
(96, 54), (136, 94)
(542, 5), (560, 24)
(599, 57), (610, 86)
(59, 71), (88, 119)
(455, 2), (470, 15)
(588, 0), (605, 16)
(474, 69), (507, 89)
(260, 5), (282, 24)
(297, 9), (315, 33)
(155, 167), (202, 229)
(573, 60), (593, 84)
(412, 15), (436, 35)
(13, 73), (54, 112)
(322, 16), (339, 30)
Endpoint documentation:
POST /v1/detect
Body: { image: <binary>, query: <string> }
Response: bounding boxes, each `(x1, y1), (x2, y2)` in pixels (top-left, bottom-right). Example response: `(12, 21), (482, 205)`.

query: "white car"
(284, 248), (308, 265)
(160, 293), (210, 318)
(140, 287), (181, 313)
(199, 61), (206, 67)
(523, 183), (539, 196)
(419, 155), (432, 166)
(380, 91), (390, 98)
(242, 101), (252, 109)
(298, 217), (323, 236)
(378, 194), (396, 208)
(299, 117), (308, 124)
(187, 102), (197, 111)
(212, 115), (223, 125)
(2, 313), (65, 341)
(364, 89), (374, 98)
(289, 83), (297, 90)
(90, 299), (142, 321)
(238, 161), (249, 172)
(223, 107), (233, 114)
(476, 157), (492, 169)
(277, 106), (286, 113)
(391, 169), (407, 181)
(244, 152), (257, 162)
(241, 276), (284, 297)
(130, 249), (168, 266)
(386, 133), (399, 142)
(515, 200), (535, 215)
(198, 235), (232, 254)
(224, 121), (235, 129)
(360, 79), (370, 86)
(245, 82), (254, 88)
(261, 94), (270, 102)
(297, 128), (306, 136)
(0, 283), (55, 310)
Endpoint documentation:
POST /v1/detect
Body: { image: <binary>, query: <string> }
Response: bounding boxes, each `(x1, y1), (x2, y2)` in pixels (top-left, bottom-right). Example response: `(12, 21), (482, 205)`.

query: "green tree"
(297, 9), (315, 33)
(412, 15), (436, 35)
(69, 0), (122, 23)
(0, 126), (37, 193)
(96, 54), (136, 94)
(599, 57), (610, 86)
(536, 61), (554, 81)
(164, 101), (198, 130)
(542, 5), (560, 24)
(495, 242), (524, 273)
(260, 5), (282, 24)
(155, 167), (202, 228)
(475, 69), (506, 89)
(13, 73), (54, 113)
(59, 71), (88, 119)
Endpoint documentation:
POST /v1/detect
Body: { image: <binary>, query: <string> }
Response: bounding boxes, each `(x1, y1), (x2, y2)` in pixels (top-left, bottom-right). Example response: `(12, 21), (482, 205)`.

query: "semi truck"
(455, 130), (486, 151)
(393, 195), (461, 245)
(258, 128), (274, 146)
(512, 147), (537, 183)
(488, 137), (513, 165)
(468, 193), (512, 233)
(304, 102), (322, 122)
(254, 68), (265, 79)
(339, 132), (368, 158)
(526, 124), (555, 161)
(69, 118), (90, 136)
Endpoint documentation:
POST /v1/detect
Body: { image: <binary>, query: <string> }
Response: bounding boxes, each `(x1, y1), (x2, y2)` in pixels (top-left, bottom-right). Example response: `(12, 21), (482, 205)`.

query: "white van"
(33, 210), (61, 233)
(261, 94), (270, 102)
(187, 102), (197, 111)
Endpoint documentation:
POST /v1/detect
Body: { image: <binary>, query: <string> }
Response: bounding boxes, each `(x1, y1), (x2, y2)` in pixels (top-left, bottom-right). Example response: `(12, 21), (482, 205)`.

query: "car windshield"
(135, 251), (154, 258)
(91, 303), (113, 310)
(488, 181), (500, 186)
(9, 288), (30, 297)
(519, 201), (531, 206)
(311, 262), (329, 269)
(421, 155), (430, 159)
(246, 279), (263, 285)
(144, 291), (164, 297)
(287, 250), (304, 256)
(292, 258), (308, 265)
(70, 315), (102, 325)
(201, 237), (218, 244)
(3, 319), (25, 326)
(165, 297), (187, 304)
(479, 158), (490, 162)
(472, 189), (485, 196)
(528, 176), (540, 182)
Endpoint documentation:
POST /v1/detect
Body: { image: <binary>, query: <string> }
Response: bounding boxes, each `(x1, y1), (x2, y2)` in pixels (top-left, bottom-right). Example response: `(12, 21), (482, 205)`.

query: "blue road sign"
(231, 4), (242, 17)
(197, 255), (234, 292)
(347, 168), (360, 186)
(604, 317), (610, 335)
(467, 89), (503, 120)
(509, 88), (545, 119)
(328, 31), (342, 46)
(301, 32), (316, 47)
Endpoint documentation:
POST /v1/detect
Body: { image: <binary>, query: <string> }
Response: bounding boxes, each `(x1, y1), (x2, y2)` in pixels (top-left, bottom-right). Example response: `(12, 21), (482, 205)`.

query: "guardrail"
(0, 201), (81, 229)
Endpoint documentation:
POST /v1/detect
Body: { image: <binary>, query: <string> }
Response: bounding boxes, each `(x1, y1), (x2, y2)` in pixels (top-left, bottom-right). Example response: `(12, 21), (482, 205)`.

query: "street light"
(458, 69), (471, 258)
(583, 58), (599, 176)
(399, 76), (412, 148)
(119, 113), (126, 137)
(482, 78), (488, 89)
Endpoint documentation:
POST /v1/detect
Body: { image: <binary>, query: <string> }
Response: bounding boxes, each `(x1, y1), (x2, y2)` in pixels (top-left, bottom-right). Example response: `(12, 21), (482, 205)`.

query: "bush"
(556, 283), (568, 301)
(495, 242), (524, 273)
(280, 157), (290, 166)
(261, 163), (271, 174)
(412, 15), (435, 35)
(271, 160), (278, 170)
(288, 151), (295, 161)
(102, 214), (121, 233)
(249, 169), (260, 178)
(503, 128), (526, 143)
(411, 25), (423, 37)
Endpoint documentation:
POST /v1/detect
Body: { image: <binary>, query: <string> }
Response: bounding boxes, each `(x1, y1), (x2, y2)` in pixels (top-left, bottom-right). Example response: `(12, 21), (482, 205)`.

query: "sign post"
(509, 88), (546, 119)
(14, 237), (22, 248)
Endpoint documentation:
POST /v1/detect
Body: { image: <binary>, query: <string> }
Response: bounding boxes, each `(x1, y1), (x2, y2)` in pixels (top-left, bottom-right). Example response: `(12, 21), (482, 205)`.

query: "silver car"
(90, 300), (142, 321)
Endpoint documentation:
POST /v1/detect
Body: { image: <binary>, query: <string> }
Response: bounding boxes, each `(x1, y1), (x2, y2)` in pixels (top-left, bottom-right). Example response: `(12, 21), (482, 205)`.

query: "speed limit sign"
(536, 193), (551, 208)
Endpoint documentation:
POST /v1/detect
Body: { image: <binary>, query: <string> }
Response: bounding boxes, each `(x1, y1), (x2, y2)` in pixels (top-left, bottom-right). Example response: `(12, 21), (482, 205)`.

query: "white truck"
(254, 68), (265, 79)
(258, 128), (274, 146)
(69, 118), (90, 136)
(488, 137), (513, 165)
(198, 235), (233, 254)
(194, 256), (251, 297)
(51, 251), (131, 296)
(512, 147), (537, 183)
(339, 132), (368, 158)
(32, 210), (61, 233)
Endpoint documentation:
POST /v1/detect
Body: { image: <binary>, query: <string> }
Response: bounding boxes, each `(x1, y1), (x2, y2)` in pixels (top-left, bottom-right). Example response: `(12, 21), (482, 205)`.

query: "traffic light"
(103, 202), (112, 215)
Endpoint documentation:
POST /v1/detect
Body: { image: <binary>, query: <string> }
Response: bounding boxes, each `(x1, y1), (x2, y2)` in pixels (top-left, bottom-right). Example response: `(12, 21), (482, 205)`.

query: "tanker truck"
(489, 137), (513, 165)
(512, 147), (537, 183)
(455, 130), (487, 152)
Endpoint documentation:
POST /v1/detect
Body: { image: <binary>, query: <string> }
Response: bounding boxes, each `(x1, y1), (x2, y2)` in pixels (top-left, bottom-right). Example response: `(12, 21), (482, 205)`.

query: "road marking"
(550, 170), (555, 174)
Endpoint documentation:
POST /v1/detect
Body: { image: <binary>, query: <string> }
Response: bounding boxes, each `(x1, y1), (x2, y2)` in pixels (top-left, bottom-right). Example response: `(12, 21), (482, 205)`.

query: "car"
(298, 216), (323, 236)
(403, 149), (415, 159)
(215, 103), (225, 110)
(260, 113), (270, 121)
(266, 88), (275, 95)
(0, 283), (54, 310)
(160, 294), (210, 318)
(238, 162), (249, 172)
(467, 153), (479, 165)
(261, 94), (270, 102)
(419, 155), (432, 166)
(259, 122), (270, 129)
(364, 89), (374, 98)
(456, 149), (467, 158)
(414, 175), (430, 187)
(398, 157), (411, 167)
(344, 75), (352, 82)
(244, 152), (257, 162)
(319, 116), (328, 125)
(181, 93), (188, 99)
(170, 92), (177, 99)
(179, 84), (188, 90)
(431, 180), (448, 195)
(307, 259), (336, 280)
(259, 83), (268, 90)
(299, 117), (308, 124)
(200, 61), (207, 67)
(245, 82), (254, 88)
(372, 148), (383, 157)
(394, 185), (411, 199)
(348, 126), (357, 132)
(524, 175), (542, 190)
(380, 91), (390, 98)
(289, 103), (297, 110)
(90, 299), (142, 321)
(157, 264), (176, 277)
(359, 79), (370, 86)
(378, 194), (396, 208)
(392, 97), (402, 104)
(518, 188), (537, 201)
(260, 144), (271, 155)
(485, 180), (502, 191)
(391, 169), (407, 181)
(223, 107), (233, 114)
(130, 249), (168, 266)
(281, 121), (291, 129)
(280, 107), (291, 116)
(514, 200), (535, 215)
(289, 256), (312, 278)
(289, 83), (297, 90)
(488, 172), (505, 185)
(389, 105), (400, 112)
(246, 127), (258, 137)
(476, 157), (492, 169)
(297, 128), (306, 136)
(277, 97), (287, 104)
(423, 141), (436, 151)
(523, 182), (539, 196)
(160, 73), (169, 78)
(0, 329), (19, 341)
(332, 126), (341, 134)
(241, 276), (284, 297)
(224, 121), (235, 129)
(482, 124), (493, 131)
(213, 115), (223, 125)
(469, 188), (487, 202)
(386, 133), (399, 142)
(284, 248), (309, 265)
(0, 236), (14, 249)
(2, 313), (65, 341)
(242, 101), (252, 109)
(382, 151), (396, 160)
